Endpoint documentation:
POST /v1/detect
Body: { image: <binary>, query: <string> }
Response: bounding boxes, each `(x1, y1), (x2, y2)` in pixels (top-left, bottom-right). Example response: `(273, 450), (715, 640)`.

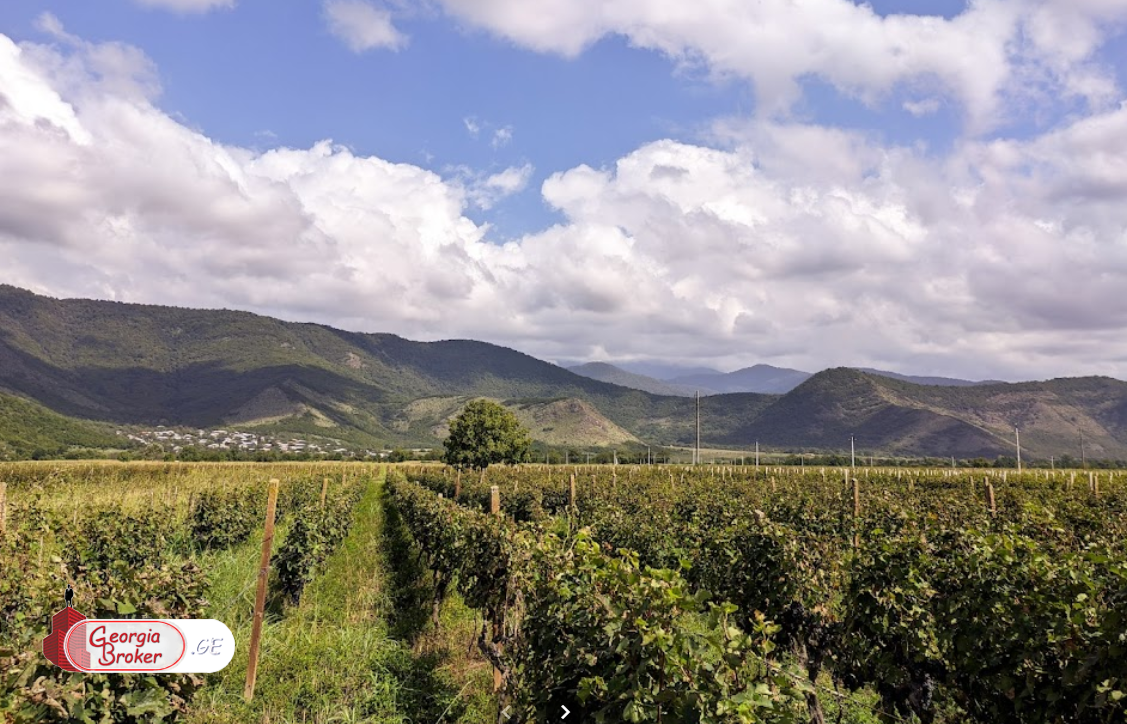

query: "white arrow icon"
(501, 706), (511, 720)
(561, 705), (570, 719)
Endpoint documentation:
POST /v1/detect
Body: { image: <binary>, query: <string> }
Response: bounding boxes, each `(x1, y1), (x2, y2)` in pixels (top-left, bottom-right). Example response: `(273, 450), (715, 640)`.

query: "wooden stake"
(320, 477), (329, 509)
(852, 477), (861, 548)
(455, 470), (462, 498)
(569, 474), (577, 508)
(245, 478), (280, 702)
(987, 482), (996, 517)
(490, 486), (500, 515)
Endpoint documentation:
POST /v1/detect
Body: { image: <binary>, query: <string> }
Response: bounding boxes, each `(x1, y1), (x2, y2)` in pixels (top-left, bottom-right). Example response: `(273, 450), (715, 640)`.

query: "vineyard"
(0, 461), (491, 724)
(1, 461), (1125, 723)
(390, 463), (1127, 724)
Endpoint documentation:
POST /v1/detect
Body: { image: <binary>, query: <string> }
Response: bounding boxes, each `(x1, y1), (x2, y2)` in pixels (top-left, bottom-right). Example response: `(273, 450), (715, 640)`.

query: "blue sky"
(0, 0), (748, 238)
(1, 0), (1126, 380)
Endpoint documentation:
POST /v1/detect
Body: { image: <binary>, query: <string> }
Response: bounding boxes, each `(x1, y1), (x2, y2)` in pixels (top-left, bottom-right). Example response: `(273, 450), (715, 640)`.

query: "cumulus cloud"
(1, 29), (1127, 381)
(434, 0), (1127, 132)
(323, 0), (407, 52)
(132, 0), (235, 12)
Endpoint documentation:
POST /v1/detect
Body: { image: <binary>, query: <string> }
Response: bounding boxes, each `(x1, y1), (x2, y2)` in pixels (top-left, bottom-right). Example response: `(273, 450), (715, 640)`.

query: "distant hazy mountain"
(723, 367), (1127, 459)
(615, 361), (724, 381)
(670, 365), (814, 394)
(2, 284), (1125, 459)
(567, 362), (699, 397)
(854, 368), (999, 387)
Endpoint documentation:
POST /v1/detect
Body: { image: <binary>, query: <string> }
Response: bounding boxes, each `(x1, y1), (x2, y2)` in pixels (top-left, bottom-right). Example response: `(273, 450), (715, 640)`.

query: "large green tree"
(443, 399), (532, 470)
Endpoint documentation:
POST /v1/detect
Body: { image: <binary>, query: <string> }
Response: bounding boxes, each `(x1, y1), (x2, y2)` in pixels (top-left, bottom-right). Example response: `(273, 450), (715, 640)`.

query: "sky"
(1, 0), (1126, 382)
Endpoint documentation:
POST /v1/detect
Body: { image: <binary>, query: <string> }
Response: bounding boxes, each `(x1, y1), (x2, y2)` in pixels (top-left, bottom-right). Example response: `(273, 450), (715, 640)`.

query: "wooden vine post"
(489, 482), (504, 691)
(245, 478), (280, 702)
(987, 481), (996, 518)
(569, 474), (577, 509)
(455, 469), (462, 498)
(320, 477), (329, 509)
(852, 477), (860, 548)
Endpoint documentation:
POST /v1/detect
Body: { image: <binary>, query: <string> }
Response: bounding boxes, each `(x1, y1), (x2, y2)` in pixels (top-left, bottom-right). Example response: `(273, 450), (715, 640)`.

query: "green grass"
(186, 469), (493, 724)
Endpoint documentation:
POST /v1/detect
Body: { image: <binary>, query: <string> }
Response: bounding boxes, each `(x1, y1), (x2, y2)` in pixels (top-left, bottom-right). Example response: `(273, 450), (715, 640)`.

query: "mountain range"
(1, 284), (1124, 460)
(568, 361), (994, 395)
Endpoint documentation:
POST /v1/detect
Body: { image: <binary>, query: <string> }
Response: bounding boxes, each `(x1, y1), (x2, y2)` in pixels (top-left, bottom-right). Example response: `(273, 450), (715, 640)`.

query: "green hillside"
(0, 285), (768, 449)
(725, 368), (1127, 458)
(0, 392), (122, 459)
(2, 285), (1126, 459)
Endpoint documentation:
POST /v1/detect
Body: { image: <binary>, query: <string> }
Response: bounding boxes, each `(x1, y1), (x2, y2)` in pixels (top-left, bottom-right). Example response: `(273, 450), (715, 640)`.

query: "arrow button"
(561, 704), (570, 719)
(501, 705), (512, 720)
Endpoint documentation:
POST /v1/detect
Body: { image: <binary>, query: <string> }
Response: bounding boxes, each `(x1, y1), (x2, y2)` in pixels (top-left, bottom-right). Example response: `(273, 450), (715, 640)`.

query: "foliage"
(388, 472), (812, 722)
(443, 399), (533, 470)
(189, 488), (259, 551)
(398, 462), (1127, 723)
(1, 499), (208, 723)
(273, 483), (364, 605)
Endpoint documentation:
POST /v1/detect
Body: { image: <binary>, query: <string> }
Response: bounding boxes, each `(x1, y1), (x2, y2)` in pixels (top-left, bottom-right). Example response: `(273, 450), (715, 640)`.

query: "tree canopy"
(443, 399), (532, 470)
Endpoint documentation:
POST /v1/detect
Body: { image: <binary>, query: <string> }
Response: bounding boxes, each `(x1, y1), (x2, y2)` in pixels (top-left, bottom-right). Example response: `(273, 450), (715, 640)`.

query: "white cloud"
(464, 163), (534, 209)
(492, 125), (513, 148)
(323, 0), (407, 53)
(903, 98), (941, 117)
(132, 0), (235, 12)
(2, 29), (1127, 380)
(463, 116), (480, 137)
(433, 0), (1127, 132)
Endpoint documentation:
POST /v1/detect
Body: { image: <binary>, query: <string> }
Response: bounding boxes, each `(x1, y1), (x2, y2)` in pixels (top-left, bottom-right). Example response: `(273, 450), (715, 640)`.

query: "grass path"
(186, 468), (493, 724)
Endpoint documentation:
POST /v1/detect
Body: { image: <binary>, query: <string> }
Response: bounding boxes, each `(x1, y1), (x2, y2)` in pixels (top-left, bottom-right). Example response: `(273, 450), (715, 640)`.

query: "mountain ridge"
(1, 285), (1125, 459)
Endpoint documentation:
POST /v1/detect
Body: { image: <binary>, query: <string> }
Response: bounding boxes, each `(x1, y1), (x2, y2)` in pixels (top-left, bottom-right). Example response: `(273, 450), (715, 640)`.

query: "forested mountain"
(2, 285), (1124, 459)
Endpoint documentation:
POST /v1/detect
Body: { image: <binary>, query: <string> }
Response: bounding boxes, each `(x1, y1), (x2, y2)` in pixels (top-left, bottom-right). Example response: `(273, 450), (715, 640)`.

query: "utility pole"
(1015, 427), (1022, 472)
(850, 435), (856, 469)
(695, 390), (701, 465)
(755, 440), (760, 470)
(1080, 429), (1087, 469)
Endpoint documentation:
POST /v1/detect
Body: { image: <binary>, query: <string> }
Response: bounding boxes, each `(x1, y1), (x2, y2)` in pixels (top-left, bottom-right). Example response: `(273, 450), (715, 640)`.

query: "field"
(2, 461), (1126, 723)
